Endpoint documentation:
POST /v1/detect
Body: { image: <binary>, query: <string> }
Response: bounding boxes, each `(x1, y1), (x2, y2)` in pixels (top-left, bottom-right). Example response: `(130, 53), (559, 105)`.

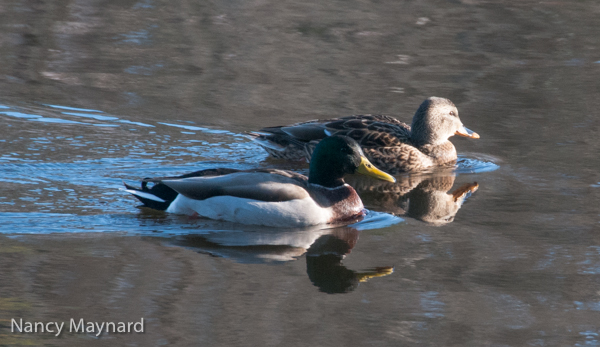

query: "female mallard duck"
(248, 97), (479, 173)
(123, 135), (395, 227)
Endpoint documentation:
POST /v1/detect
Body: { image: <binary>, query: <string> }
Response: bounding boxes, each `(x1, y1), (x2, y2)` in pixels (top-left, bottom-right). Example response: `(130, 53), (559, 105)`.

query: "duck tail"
(244, 131), (309, 161)
(122, 180), (178, 211)
(122, 168), (242, 211)
(244, 131), (288, 152)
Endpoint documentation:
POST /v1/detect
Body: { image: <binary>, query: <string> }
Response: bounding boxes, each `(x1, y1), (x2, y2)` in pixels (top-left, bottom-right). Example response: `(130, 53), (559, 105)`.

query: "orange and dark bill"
(455, 125), (480, 139)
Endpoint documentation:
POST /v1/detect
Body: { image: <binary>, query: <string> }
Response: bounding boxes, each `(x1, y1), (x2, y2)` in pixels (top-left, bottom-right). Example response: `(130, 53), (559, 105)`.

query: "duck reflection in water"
(346, 173), (479, 225)
(165, 225), (393, 294)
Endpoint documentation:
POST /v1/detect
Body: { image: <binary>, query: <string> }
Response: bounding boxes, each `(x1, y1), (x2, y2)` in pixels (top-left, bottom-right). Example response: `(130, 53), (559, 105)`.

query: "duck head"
(309, 135), (396, 187)
(410, 97), (479, 146)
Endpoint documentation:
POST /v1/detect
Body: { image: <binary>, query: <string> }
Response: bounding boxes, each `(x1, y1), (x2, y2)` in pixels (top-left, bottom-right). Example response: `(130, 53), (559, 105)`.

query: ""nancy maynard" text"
(11, 318), (144, 337)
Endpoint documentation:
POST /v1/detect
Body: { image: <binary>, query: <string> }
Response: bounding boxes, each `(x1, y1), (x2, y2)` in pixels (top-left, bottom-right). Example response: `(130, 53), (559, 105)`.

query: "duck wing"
(250, 115), (413, 162)
(124, 168), (310, 210)
(259, 115), (411, 147)
(265, 121), (330, 142)
(322, 115), (412, 148)
(157, 169), (310, 202)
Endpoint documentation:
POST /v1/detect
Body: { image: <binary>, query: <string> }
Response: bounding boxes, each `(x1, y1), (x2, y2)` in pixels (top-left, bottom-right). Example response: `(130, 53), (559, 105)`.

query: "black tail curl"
(124, 168), (242, 211)
(123, 180), (177, 211)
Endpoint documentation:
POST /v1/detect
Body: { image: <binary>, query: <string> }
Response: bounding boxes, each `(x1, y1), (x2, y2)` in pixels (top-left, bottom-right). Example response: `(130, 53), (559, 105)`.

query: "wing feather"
(258, 115), (411, 147)
(161, 171), (310, 202)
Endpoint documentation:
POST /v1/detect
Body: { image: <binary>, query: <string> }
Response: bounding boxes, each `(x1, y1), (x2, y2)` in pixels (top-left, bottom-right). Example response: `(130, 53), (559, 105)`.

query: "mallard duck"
(248, 97), (479, 173)
(123, 135), (395, 227)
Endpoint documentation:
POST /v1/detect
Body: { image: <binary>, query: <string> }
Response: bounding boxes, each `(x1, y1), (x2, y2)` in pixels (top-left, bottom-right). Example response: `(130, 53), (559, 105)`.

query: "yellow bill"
(355, 156), (396, 183)
(356, 266), (395, 283)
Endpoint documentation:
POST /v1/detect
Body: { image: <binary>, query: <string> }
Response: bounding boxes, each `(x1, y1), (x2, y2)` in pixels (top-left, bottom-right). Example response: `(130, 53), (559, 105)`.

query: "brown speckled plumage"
(248, 97), (479, 174)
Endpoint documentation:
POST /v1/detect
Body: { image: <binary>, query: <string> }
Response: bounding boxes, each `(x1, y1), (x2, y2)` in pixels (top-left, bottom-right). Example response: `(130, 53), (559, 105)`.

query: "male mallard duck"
(123, 135), (395, 227)
(248, 97), (479, 173)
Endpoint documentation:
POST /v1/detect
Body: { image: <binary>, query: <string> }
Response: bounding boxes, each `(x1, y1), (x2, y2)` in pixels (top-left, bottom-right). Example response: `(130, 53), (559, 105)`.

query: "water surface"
(1, 0), (600, 346)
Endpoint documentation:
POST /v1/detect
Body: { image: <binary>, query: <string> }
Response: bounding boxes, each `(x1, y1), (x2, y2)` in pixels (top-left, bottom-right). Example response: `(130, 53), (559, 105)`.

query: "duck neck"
(308, 171), (345, 188)
(420, 142), (457, 163)
(411, 124), (447, 147)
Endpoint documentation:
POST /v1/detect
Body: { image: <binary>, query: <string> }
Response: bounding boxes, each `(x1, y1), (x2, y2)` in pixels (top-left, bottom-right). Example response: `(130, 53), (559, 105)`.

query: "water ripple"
(456, 155), (500, 174)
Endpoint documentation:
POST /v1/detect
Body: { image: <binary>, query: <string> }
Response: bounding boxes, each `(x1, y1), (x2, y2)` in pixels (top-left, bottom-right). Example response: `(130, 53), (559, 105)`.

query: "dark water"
(1, 0), (600, 346)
